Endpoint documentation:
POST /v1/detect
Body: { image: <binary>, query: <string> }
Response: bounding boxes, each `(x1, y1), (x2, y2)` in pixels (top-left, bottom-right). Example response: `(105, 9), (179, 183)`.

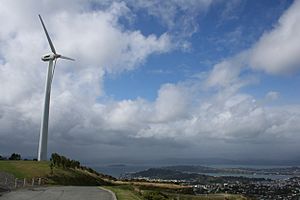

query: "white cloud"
(206, 0), (300, 85)
(51, 4), (171, 74)
(123, 0), (214, 50)
(125, 82), (300, 147)
(1, 0), (300, 162)
(205, 57), (242, 88)
(0, 0), (171, 156)
(0, 0), (171, 102)
(249, 0), (300, 74)
(265, 91), (279, 101)
(204, 51), (257, 93)
(127, 0), (213, 30)
(154, 84), (189, 122)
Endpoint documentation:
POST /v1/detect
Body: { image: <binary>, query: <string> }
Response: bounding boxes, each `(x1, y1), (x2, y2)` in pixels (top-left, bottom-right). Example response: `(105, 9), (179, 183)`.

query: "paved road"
(0, 186), (116, 200)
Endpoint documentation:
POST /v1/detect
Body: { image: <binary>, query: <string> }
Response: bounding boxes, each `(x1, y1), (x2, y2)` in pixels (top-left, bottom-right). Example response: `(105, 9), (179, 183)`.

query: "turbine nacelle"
(41, 53), (74, 62)
(41, 53), (56, 61)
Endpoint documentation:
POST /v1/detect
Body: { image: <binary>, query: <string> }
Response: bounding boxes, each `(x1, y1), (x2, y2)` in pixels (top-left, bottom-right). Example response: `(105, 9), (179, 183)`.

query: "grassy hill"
(130, 168), (265, 184)
(0, 161), (50, 179)
(104, 185), (248, 200)
(0, 160), (112, 186)
(0, 160), (249, 199)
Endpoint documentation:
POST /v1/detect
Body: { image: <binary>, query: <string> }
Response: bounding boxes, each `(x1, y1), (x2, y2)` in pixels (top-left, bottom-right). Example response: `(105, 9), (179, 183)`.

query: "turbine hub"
(41, 53), (58, 61)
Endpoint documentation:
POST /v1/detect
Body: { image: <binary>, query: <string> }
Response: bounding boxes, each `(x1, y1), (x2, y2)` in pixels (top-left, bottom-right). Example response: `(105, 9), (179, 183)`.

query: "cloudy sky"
(1, 0), (300, 165)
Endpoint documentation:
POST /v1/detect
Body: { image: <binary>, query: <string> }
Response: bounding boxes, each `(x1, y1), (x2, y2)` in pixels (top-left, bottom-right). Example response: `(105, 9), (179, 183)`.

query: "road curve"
(0, 186), (116, 200)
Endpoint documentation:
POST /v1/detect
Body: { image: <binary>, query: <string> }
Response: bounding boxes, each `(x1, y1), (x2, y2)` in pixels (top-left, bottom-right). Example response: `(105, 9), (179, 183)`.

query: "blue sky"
(104, 0), (298, 102)
(1, 0), (300, 164)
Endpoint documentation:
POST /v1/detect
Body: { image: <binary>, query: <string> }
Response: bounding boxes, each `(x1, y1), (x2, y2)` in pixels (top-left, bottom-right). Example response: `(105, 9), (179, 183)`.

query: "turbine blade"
(60, 55), (75, 61)
(38, 14), (56, 54)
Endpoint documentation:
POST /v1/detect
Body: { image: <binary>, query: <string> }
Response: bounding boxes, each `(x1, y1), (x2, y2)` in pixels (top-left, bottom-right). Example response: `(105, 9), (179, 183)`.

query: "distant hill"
(162, 165), (300, 176)
(162, 165), (220, 173)
(161, 165), (255, 175)
(132, 168), (208, 180)
(129, 168), (265, 184)
(0, 160), (114, 186)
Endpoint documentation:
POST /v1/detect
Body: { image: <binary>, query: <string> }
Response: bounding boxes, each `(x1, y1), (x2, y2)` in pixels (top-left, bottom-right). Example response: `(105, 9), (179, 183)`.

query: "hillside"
(130, 168), (265, 184)
(162, 165), (300, 176)
(163, 165), (219, 173)
(0, 161), (50, 179)
(104, 185), (248, 200)
(0, 161), (249, 200)
(0, 160), (112, 186)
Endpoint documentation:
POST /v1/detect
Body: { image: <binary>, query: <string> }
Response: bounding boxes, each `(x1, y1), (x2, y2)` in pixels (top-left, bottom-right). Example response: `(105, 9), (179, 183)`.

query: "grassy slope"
(0, 161), (248, 199)
(0, 160), (110, 186)
(167, 194), (247, 200)
(105, 185), (142, 200)
(104, 184), (248, 200)
(0, 161), (50, 178)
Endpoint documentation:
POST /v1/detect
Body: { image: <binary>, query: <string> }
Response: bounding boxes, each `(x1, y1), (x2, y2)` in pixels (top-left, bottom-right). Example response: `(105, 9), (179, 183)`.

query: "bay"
(94, 164), (299, 180)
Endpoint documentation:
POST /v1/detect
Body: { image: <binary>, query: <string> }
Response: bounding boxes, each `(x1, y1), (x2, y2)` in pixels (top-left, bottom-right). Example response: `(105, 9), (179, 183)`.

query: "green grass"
(0, 161), (248, 199)
(167, 193), (247, 200)
(0, 160), (50, 178)
(48, 167), (108, 186)
(104, 185), (143, 200)
(104, 184), (248, 200)
(0, 160), (111, 186)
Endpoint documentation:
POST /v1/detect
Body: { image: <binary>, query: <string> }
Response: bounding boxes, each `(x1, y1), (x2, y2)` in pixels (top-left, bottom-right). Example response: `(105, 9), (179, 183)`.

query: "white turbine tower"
(38, 15), (74, 161)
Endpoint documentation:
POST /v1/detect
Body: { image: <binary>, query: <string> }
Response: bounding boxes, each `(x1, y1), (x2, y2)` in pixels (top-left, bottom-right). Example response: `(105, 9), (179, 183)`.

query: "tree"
(9, 153), (21, 160)
(50, 153), (82, 170)
(50, 162), (54, 175)
(61, 156), (67, 168)
(70, 160), (79, 169)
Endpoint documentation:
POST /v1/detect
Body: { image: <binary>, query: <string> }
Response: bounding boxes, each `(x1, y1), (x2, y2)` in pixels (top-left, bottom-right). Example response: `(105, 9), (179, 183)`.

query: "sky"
(1, 0), (300, 165)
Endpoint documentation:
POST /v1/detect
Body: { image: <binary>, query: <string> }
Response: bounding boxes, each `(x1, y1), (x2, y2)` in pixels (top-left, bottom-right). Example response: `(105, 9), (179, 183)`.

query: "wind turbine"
(38, 15), (74, 161)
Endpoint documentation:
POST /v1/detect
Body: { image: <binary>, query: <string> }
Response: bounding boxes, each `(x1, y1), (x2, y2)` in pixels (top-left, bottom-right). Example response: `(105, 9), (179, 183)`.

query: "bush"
(50, 153), (81, 170)
(9, 153), (21, 160)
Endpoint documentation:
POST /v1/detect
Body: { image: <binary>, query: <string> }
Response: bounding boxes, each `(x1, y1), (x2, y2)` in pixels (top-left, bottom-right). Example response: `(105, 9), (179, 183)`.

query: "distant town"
(122, 165), (300, 200)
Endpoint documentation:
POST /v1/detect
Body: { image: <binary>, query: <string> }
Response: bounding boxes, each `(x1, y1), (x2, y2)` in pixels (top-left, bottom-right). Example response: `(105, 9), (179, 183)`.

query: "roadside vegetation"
(0, 153), (248, 199)
(0, 153), (114, 186)
(105, 185), (142, 200)
(104, 184), (248, 200)
(0, 160), (50, 178)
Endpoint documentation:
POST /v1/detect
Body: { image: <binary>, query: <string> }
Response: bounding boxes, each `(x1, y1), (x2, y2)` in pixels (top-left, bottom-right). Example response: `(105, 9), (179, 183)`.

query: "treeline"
(51, 153), (80, 169)
(0, 153), (22, 160)
(50, 153), (116, 180)
(50, 153), (98, 173)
